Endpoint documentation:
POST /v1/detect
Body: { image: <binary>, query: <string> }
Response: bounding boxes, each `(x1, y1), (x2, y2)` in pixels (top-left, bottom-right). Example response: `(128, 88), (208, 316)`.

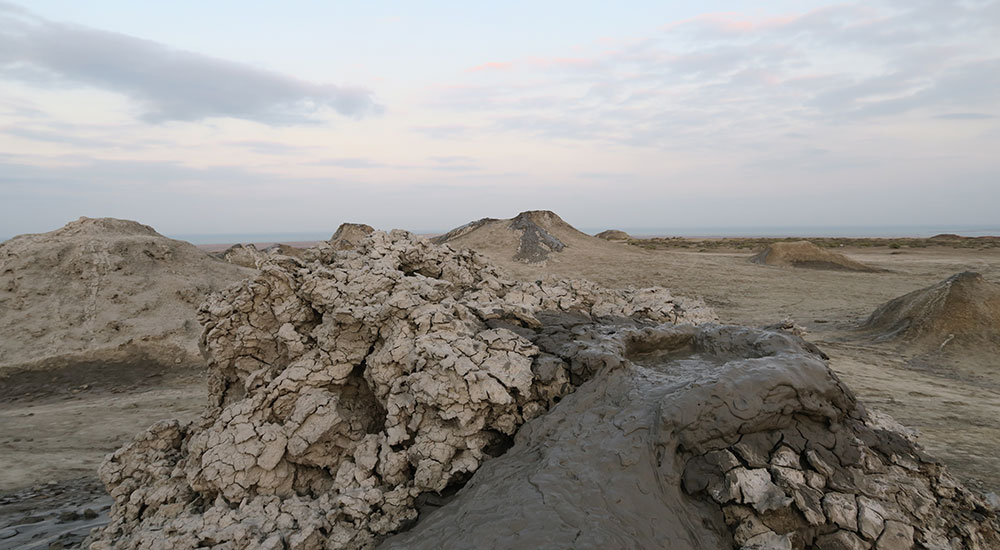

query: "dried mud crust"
(861, 271), (1000, 351)
(509, 211), (566, 264)
(0, 216), (252, 372)
(383, 324), (999, 549)
(86, 230), (715, 549)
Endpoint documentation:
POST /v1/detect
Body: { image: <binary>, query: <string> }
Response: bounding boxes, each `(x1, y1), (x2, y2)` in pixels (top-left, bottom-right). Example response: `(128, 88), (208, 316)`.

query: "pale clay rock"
(85, 231), (1000, 549)
(87, 231), (715, 549)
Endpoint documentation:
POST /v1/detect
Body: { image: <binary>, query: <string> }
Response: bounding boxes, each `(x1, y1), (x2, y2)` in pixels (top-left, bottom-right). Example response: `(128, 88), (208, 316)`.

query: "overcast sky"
(1, 0), (998, 238)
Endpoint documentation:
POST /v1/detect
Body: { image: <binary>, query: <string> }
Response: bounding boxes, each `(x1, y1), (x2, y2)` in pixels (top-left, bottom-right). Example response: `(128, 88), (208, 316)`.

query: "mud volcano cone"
(434, 210), (601, 264)
(750, 241), (882, 272)
(862, 271), (1000, 349)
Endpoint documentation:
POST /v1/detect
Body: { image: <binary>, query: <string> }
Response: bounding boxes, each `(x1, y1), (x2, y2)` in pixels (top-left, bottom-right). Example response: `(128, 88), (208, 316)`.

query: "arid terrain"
(2, 215), (999, 548)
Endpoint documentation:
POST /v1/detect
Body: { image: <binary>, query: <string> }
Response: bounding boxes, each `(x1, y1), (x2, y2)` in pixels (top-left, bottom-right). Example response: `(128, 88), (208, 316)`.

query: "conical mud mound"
(861, 271), (1000, 350)
(0, 217), (252, 371)
(434, 210), (596, 264)
(750, 241), (882, 272)
(86, 232), (998, 549)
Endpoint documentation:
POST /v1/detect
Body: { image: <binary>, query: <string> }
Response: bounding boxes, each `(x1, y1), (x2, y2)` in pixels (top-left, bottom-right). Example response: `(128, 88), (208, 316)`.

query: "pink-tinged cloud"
(661, 10), (802, 35)
(467, 61), (513, 72)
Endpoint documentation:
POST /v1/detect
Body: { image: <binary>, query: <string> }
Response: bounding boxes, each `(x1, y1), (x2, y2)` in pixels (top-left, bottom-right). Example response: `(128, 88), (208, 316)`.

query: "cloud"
(310, 157), (389, 169)
(411, 124), (477, 140)
(227, 141), (316, 155)
(430, 1), (1000, 150)
(0, 3), (380, 124)
(934, 113), (996, 120)
(429, 155), (475, 163)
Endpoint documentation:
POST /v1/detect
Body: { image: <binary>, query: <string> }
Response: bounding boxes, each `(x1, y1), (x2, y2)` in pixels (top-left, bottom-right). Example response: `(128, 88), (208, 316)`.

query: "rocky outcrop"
(384, 324), (999, 549)
(750, 241), (883, 273)
(595, 229), (630, 241)
(217, 243), (267, 269)
(329, 223), (375, 251)
(87, 230), (716, 549)
(0, 217), (253, 371)
(861, 271), (1000, 350)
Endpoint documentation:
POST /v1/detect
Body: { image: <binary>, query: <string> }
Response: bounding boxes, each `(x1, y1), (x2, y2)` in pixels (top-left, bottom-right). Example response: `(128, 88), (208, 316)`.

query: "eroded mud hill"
(433, 210), (603, 265)
(751, 241), (883, 273)
(0, 217), (253, 371)
(861, 271), (1000, 351)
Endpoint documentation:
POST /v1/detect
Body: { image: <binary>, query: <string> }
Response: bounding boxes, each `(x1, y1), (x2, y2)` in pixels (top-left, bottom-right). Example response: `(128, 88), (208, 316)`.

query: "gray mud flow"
(0, 478), (110, 550)
(381, 323), (999, 549)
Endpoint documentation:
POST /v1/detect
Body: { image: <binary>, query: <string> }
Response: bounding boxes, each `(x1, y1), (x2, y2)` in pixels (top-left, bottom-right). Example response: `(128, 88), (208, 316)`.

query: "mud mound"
(0, 217), (253, 371)
(385, 324), (999, 549)
(330, 223), (375, 251)
(88, 232), (999, 549)
(217, 243), (266, 268)
(87, 230), (715, 549)
(750, 241), (882, 272)
(262, 243), (306, 258)
(595, 229), (630, 241)
(434, 210), (602, 265)
(861, 271), (1000, 350)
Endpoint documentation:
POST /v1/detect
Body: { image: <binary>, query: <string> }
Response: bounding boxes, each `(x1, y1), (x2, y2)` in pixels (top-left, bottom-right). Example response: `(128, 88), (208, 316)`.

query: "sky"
(1, 0), (998, 238)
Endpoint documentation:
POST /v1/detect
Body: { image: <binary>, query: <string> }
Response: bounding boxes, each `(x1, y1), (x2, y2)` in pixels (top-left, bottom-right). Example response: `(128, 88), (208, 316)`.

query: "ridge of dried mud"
(87, 230), (716, 549)
(751, 241), (883, 273)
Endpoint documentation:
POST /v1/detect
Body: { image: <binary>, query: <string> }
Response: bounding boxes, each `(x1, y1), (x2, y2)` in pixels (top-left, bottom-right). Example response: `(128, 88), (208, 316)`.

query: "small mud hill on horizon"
(751, 241), (883, 272)
(595, 229), (630, 241)
(0, 217), (253, 371)
(433, 210), (621, 265)
(861, 271), (1000, 351)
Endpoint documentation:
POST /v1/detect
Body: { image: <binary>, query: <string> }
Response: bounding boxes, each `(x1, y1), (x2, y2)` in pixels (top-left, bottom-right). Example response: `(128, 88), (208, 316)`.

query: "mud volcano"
(0, 217), (252, 371)
(87, 231), (999, 549)
(434, 210), (596, 264)
(750, 241), (882, 272)
(861, 271), (1000, 350)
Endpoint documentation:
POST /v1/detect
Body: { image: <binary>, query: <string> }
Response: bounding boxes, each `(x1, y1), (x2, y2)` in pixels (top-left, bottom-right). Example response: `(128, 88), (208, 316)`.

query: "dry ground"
(479, 242), (1000, 495)
(1, 241), (997, 542)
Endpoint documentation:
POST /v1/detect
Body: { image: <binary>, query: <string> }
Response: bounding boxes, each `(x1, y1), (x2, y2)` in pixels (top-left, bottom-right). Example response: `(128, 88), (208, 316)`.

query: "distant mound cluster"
(862, 271), (1000, 350)
(0, 217), (252, 371)
(750, 241), (882, 272)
